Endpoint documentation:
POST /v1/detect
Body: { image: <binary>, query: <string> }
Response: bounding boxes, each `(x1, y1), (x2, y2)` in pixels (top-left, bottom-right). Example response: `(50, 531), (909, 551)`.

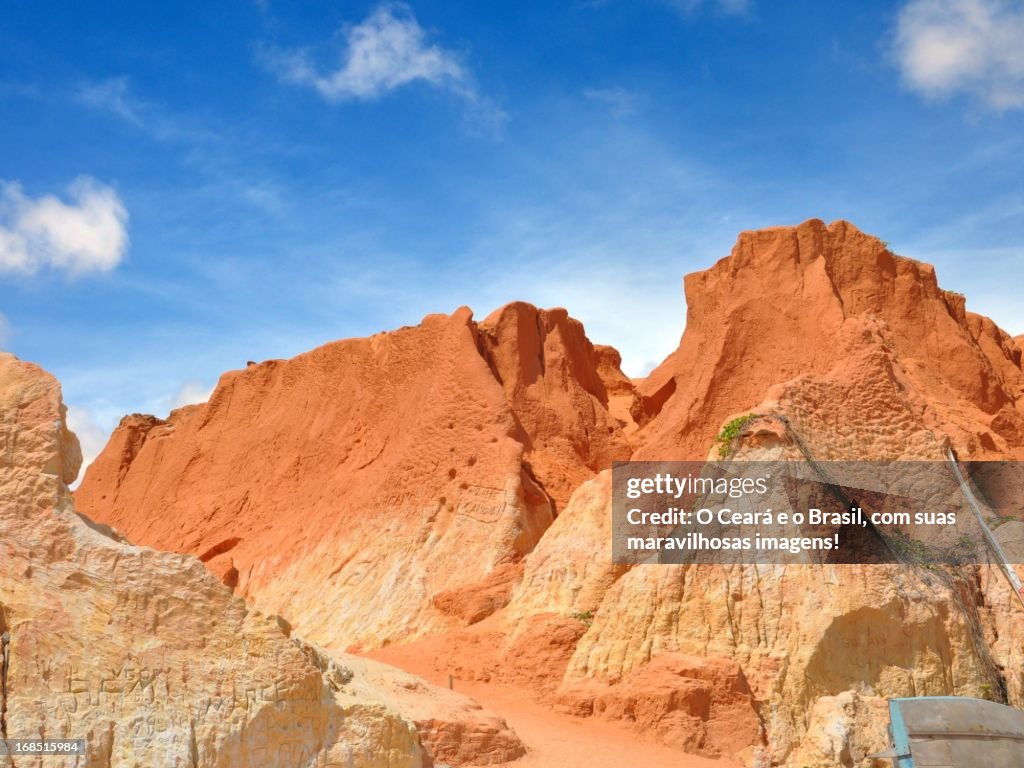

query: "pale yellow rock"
(785, 692), (890, 768)
(506, 413), (1007, 764)
(564, 558), (992, 764)
(335, 656), (526, 766)
(505, 470), (627, 627)
(0, 352), (423, 768)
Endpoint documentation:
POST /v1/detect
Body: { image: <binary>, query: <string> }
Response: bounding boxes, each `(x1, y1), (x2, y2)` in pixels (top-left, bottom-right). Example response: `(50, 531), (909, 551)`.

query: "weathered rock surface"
(73, 219), (1024, 766)
(499, 423), (1008, 763)
(476, 303), (634, 509)
(335, 656), (526, 767)
(0, 352), (425, 768)
(504, 470), (625, 624)
(784, 692), (889, 768)
(76, 306), (632, 650)
(636, 219), (1024, 461)
(548, 437), (1001, 765)
(502, 221), (1024, 763)
(556, 653), (763, 758)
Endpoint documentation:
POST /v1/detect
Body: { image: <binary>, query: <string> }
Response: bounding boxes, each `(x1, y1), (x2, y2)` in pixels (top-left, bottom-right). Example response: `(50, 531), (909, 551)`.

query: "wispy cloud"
(893, 0), (1024, 109)
(77, 77), (143, 125)
(65, 404), (112, 485)
(0, 177), (129, 276)
(662, 0), (753, 17)
(166, 379), (213, 411)
(76, 77), (215, 144)
(263, 3), (503, 129)
(0, 312), (10, 348)
(583, 86), (639, 117)
(76, 78), (292, 215)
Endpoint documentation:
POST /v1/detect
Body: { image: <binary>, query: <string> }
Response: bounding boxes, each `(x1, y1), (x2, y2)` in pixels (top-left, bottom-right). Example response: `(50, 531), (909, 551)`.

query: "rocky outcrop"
(0, 352), (424, 768)
(75, 305), (633, 651)
(71, 219), (1024, 766)
(636, 219), (1024, 461)
(476, 303), (633, 509)
(550, 429), (1000, 765)
(502, 221), (1024, 764)
(784, 692), (889, 768)
(556, 653), (763, 758)
(337, 656), (526, 767)
(504, 470), (625, 624)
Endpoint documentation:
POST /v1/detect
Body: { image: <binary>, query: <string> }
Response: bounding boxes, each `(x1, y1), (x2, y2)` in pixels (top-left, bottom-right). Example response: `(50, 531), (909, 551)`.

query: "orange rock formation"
(75, 219), (1024, 765)
(76, 304), (632, 650)
(637, 219), (1024, 461)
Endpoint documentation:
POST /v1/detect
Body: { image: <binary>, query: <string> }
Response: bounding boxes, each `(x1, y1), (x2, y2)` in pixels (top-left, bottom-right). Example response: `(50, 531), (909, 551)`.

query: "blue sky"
(1, 0), (1023, 470)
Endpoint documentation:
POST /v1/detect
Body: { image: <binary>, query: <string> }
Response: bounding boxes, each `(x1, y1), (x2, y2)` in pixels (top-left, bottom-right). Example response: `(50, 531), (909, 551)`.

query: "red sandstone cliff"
(76, 304), (633, 648)
(635, 219), (1024, 461)
(74, 219), (1024, 765)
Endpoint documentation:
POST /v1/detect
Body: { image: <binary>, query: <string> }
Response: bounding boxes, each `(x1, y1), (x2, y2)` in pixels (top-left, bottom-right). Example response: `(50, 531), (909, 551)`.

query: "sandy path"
(366, 645), (742, 768)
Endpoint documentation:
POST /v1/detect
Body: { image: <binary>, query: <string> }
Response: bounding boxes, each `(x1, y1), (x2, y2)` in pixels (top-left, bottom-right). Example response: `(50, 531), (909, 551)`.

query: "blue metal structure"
(872, 696), (1024, 766)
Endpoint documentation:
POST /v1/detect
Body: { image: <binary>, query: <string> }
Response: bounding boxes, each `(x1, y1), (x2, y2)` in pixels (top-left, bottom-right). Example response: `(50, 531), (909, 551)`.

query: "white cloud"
(66, 404), (113, 486)
(269, 3), (464, 100)
(167, 380), (213, 410)
(0, 177), (129, 276)
(894, 0), (1024, 109)
(264, 2), (502, 129)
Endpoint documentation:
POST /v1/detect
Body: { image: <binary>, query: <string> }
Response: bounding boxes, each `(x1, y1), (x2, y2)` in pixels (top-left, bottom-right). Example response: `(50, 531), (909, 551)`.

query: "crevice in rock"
(633, 377), (676, 427)
(197, 537), (242, 563)
(956, 574), (1008, 704)
(189, 720), (199, 768)
(521, 459), (557, 521)
(1, 609), (11, 756)
(472, 324), (505, 386)
(534, 311), (547, 376)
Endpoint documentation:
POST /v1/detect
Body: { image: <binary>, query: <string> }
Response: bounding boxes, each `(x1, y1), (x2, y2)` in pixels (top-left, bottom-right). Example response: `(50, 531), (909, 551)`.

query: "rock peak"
(638, 219), (1024, 460)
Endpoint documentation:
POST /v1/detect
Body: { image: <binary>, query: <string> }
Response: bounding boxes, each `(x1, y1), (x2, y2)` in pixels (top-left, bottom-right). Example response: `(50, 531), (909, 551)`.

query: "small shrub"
(715, 414), (758, 459)
(571, 610), (595, 627)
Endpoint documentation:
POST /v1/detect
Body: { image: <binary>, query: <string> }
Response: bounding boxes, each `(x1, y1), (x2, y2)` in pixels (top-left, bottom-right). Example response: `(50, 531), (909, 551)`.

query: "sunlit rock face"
(636, 218), (1024, 462)
(74, 304), (633, 651)
(0, 351), (424, 768)
(72, 220), (1024, 765)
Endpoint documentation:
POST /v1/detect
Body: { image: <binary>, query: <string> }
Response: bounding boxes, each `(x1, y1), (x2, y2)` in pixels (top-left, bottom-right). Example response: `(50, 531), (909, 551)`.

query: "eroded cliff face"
(510, 431), (1001, 766)
(636, 219), (1024, 462)
(476, 302), (634, 510)
(73, 219), (1024, 766)
(75, 305), (632, 650)
(500, 222), (1024, 764)
(0, 352), (426, 768)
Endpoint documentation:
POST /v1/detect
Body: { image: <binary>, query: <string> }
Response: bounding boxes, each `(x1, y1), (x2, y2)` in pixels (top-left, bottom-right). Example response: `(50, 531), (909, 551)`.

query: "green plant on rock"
(571, 610), (594, 627)
(715, 414), (758, 458)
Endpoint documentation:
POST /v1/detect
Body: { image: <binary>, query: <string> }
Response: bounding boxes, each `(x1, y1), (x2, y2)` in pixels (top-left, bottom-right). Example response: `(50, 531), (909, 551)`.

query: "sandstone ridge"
(74, 219), (1024, 766)
(76, 303), (635, 651)
(0, 352), (524, 768)
(636, 218), (1024, 462)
